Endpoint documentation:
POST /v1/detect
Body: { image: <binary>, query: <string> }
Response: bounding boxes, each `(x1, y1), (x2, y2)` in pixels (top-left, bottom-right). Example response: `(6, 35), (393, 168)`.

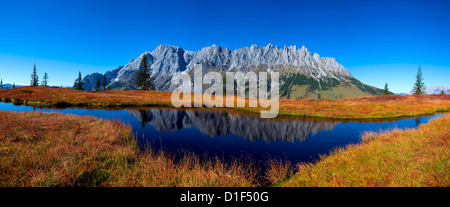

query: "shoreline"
(1, 86), (449, 120)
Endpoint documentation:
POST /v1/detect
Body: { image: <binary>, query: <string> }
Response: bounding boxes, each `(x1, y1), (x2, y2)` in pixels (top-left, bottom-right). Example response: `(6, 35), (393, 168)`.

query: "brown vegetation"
(0, 111), (256, 187)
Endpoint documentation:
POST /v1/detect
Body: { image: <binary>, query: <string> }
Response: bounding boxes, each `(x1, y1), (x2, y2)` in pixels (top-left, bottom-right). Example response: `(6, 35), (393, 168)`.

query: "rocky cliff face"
(82, 44), (383, 98)
(82, 67), (121, 90)
(127, 109), (339, 143)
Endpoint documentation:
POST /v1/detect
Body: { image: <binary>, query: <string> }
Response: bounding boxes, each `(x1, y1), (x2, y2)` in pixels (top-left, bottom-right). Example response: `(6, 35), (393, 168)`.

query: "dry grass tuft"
(265, 159), (294, 185)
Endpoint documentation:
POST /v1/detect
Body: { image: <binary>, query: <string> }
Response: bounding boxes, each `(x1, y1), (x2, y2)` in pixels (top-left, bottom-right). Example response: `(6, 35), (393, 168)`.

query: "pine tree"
(73, 71), (84, 91)
(102, 75), (107, 91)
(412, 65), (426, 95)
(0, 79), (3, 90)
(73, 75), (79, 90)
(134, 54), (155, 90)
(442, 90), (445, 95)
(383, 83), (390, 95)
(42, 72), (49, 87)
(31, 64), (39, 86)
(95, 77), (101, 92)
(13, 83), (15, 89)
(78, 72), (83, 91)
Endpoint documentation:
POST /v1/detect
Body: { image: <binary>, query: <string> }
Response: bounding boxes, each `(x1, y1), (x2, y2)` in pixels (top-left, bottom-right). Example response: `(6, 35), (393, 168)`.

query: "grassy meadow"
(1, 110), (448, 187)
(0, 111), (257, 187)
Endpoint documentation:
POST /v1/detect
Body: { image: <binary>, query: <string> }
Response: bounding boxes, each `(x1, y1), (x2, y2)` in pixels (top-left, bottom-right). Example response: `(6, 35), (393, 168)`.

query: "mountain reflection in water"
(127, 109), (340, 143)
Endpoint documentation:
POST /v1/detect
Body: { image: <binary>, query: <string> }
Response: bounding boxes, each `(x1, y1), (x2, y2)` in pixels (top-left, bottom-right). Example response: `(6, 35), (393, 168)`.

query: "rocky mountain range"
(82, 44), (384, 99)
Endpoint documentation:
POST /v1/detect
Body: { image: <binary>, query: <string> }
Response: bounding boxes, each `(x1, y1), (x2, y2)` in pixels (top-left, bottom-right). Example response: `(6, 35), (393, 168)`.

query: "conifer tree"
(78, 72), (83, 91)
(42, 72), (49, 87)
(31, 64), (39, 86)
(102, 75), (107, 91)
(134, 54), (155, 90)
(383, 83), (390, 95)
(0, 79), (3, 90)
(73, 71), (84, 91)
(412, 65), (426, 95)
(13, 83), (15, 89)
(95, 77), (101, 92)
(442, 90), (445, 95)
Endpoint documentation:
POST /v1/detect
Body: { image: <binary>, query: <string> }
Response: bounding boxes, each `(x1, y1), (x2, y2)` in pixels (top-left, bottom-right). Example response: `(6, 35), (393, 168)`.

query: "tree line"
(73, 71), (111, 91)
(73, 54), (155, 91)
(30, 64), (50, 87)
(0, 64), (48, 90)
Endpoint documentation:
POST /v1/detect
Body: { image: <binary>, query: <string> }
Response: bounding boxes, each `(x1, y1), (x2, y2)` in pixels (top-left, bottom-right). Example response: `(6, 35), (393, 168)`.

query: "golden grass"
(279, 113), (450, 187)
(0, 86), (173, 107)
(275, 95), (450, 119)
(265, 159), (294, 185)
(1, 86), (449, 119)
(0, 111), (256, 187)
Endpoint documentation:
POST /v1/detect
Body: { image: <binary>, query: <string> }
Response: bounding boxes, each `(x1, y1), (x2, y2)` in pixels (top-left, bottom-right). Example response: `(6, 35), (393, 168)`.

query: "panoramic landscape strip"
(1, 0), (450, 193)
(0, 86), (449, 120)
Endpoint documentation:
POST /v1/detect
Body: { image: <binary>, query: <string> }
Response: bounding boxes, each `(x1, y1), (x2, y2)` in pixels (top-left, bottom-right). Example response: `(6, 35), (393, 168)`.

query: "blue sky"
(0, 0), (449, 93)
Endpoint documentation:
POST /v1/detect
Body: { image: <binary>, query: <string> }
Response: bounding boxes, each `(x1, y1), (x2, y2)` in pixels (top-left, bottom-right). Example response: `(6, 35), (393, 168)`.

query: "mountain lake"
(0, 102), (444, 166)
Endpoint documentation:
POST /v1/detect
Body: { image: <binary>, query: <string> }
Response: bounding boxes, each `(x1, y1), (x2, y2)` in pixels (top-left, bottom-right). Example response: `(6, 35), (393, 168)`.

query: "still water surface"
(0, 102), (443, 165)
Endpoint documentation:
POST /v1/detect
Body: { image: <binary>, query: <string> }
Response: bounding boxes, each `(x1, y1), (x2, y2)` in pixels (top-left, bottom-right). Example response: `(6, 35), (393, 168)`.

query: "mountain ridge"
(82, 44), (384, 99)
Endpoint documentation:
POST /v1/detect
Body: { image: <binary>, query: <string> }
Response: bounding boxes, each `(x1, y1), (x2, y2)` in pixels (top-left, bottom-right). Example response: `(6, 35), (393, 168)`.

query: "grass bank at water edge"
(0, 111), (257, 187)
(278, 113), (450, 187)
(1, 86), (449, 119)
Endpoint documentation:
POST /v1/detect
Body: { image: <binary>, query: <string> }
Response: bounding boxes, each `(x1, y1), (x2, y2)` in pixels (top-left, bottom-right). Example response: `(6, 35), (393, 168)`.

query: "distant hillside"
(1, 83), (24, 89)
(396, 93), (409, 96)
